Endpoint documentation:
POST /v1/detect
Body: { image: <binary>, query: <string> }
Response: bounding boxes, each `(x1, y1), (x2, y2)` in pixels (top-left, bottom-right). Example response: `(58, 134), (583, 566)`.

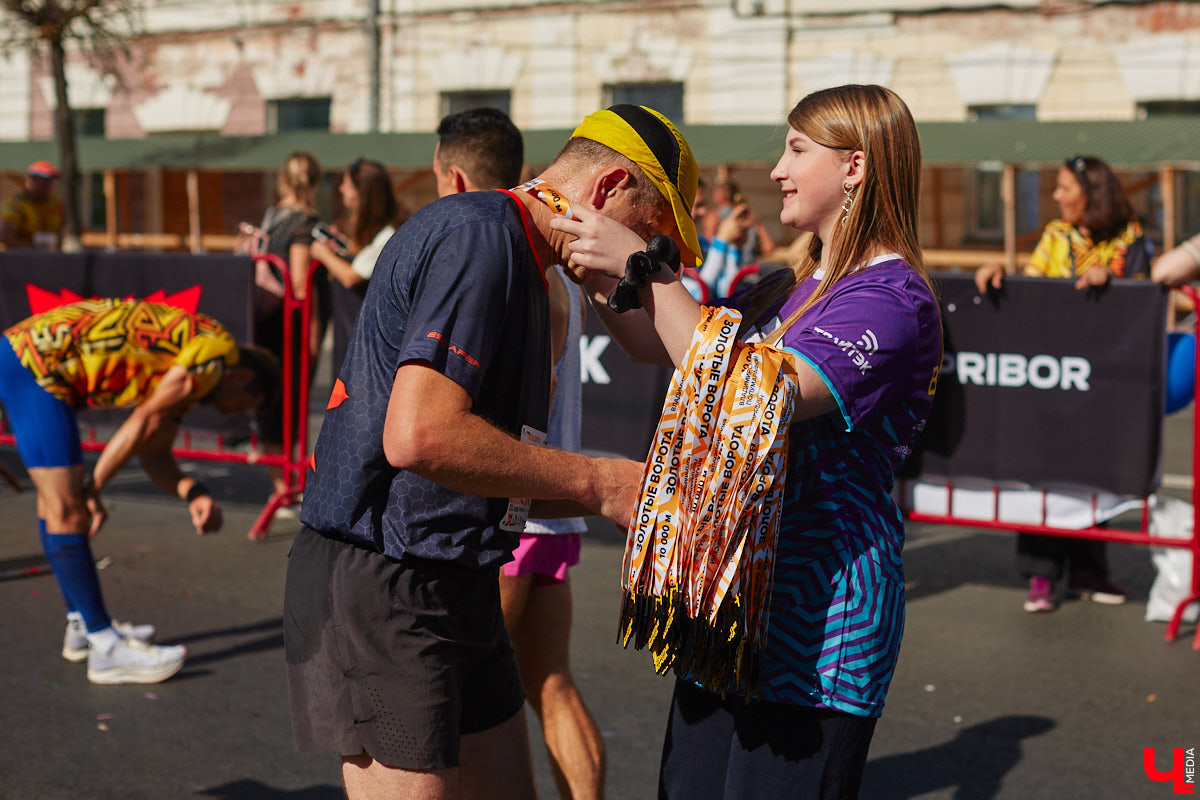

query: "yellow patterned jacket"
(3, 298), (237, 410)
(1025, 219), (1148, 279)
(1, 190), (63, 247)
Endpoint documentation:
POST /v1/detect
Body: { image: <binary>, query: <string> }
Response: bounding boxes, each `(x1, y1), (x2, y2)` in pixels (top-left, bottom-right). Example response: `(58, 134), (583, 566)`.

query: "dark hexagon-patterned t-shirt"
(301, 190), (550, 568)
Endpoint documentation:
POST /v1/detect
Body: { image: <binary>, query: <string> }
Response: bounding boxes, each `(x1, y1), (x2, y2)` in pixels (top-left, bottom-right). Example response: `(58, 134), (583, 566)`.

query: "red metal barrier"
(245, 254), (320, 539)
(726, 263), (761, 296)
(0, 253), (318, 540)
(902, 284), (1200, 650)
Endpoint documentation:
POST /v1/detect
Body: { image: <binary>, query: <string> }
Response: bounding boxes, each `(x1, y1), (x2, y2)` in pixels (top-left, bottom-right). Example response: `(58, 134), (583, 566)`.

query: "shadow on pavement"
(170, 617), (284, 667)
(173, 616), (283, 646)
(861, 714), (1055, 799)
(0, 552), (52, 581)
(197, 780), (343, 799)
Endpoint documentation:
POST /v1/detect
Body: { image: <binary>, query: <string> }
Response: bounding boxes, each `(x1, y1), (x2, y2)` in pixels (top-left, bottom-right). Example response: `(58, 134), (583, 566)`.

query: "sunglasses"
(1067, 155), (1089, 190)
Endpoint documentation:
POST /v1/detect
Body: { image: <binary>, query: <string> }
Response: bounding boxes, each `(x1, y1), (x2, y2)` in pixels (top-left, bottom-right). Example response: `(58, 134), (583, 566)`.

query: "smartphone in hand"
(312, 222), (352, 257)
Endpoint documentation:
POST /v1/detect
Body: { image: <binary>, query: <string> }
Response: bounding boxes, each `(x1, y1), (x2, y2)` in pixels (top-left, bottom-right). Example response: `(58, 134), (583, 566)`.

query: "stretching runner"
(0, 298), (278, 684)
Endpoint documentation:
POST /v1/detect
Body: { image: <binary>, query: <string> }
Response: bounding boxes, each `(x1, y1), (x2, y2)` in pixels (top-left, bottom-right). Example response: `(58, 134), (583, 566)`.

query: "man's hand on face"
(551, 206), (648, 286)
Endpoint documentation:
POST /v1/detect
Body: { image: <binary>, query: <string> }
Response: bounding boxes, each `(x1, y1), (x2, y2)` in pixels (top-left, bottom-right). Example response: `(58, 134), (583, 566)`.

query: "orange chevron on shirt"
(327, 379), (349, 410)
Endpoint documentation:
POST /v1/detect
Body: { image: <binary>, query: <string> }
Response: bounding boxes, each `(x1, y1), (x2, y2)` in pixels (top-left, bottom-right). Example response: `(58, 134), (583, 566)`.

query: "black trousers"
(658, 678), (877, 800)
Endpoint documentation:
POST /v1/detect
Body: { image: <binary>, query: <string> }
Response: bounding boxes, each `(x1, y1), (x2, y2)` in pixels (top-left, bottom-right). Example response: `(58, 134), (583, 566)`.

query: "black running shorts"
(284, 526), (525, 769)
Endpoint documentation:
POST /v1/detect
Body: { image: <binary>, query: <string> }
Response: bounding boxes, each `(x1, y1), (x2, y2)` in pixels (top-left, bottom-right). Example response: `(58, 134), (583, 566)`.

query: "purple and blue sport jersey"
(300, 190), (551, 569)
(736, 256), (942, 717)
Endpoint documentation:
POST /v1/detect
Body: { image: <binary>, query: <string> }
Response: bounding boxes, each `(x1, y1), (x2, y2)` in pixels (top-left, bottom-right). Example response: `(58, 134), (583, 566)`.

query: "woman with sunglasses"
(975, 155), (1151, 293)
(975, 155), (1149, 613)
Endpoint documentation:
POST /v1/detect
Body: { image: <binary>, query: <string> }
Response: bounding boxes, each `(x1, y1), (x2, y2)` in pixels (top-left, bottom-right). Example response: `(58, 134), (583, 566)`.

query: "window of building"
(267, 98), (331, 133)
(967, 104), (1036, 122)
(440, 90), (512, 117)
(74, 108), (105, 137)
(602, 82), (684, 122)
(966, 104), (1040, 242)
(1137, 100), (1200, 119)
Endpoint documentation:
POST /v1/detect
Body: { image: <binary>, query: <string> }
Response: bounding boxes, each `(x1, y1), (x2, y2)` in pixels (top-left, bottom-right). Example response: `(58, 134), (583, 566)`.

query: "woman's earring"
(840, 182), (855, 227)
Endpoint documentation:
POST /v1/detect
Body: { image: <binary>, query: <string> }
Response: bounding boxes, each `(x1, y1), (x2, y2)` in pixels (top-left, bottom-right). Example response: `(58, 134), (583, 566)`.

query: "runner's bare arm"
(89, 366), (195, 494)
(577, 270), (674, 366)
(138, 421), (223, 534)
(84, 366), (220, 536)
(383, 362), (641, 526)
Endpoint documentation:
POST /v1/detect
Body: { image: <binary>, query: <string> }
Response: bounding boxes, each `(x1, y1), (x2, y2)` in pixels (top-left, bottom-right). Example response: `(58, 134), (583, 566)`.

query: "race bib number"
(500, 425), (547, 532)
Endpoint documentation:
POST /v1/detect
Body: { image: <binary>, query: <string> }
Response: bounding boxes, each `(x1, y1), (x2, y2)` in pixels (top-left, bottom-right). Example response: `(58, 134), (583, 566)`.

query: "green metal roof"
(917, 119), (1200, 169)
(3, 118), (1200, 172)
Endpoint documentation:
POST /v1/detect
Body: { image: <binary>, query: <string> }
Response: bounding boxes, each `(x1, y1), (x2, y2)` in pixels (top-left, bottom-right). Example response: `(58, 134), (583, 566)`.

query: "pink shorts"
(501, 533), (582, 584)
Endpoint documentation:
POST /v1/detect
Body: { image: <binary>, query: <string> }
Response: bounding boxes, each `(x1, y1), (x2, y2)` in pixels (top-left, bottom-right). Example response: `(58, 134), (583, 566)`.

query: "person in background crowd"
(310, 158), (400, 379)
(554, 84), (941, 799)
(976, 155), (1147, 612)
(1152, 230), (1200, 288)
(1, 160), (64, 250)
(433, 106), (608, 800)
(700, 179), (776, 267)
(974, 155), (1151, 294)
(245, 151), (328, 498)
(691, 176), (711, 256)
(286, 104), (700, 800)
(694, 199), (756, 299)
(431, 107), (525, 198)
(0, 298), (278, 684)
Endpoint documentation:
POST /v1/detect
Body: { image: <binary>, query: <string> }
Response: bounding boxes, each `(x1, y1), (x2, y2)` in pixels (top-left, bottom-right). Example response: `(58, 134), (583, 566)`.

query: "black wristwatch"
(607, 235), (683, 313)
(185, 482), (211, 503)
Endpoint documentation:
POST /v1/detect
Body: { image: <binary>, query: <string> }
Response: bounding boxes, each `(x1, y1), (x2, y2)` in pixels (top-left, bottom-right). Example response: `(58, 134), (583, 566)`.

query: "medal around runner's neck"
(515, 178), (575, 220)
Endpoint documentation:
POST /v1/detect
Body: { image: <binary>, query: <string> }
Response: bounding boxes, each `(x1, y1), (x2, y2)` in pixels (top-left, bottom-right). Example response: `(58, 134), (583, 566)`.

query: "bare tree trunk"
(49, 35), (82, 252)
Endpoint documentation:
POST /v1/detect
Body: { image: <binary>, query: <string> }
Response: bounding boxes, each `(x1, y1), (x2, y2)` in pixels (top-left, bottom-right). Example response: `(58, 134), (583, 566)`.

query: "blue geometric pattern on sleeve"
(754, 414), (907, 717)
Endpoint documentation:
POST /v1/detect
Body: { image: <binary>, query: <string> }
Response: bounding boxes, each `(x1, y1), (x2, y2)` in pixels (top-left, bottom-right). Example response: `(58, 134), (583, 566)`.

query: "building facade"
(2, 0), (1200, 251)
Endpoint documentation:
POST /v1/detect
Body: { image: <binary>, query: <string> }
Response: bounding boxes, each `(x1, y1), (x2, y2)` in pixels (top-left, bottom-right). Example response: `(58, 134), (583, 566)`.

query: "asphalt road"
(0, 407), (1196, 800)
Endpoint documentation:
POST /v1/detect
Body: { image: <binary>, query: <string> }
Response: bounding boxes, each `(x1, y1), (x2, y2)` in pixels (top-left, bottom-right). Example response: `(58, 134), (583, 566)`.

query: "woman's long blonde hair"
(743, 85), (932, 340)
(279, 151), (321, 212)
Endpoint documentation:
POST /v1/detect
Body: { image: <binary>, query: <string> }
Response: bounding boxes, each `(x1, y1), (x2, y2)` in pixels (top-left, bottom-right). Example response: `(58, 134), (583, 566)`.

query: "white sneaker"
(86, 637), (186, 685)
(62, 618), (156, 662)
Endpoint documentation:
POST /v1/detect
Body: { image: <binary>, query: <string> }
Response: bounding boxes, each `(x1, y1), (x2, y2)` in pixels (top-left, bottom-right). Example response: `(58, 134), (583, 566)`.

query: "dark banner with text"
(908, 274), (1168, 496)
(579, 308), (674, 461)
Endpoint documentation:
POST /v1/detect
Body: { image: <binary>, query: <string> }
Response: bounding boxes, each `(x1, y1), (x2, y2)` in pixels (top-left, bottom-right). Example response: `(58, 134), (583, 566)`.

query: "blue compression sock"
(38, 518), (77, 614)
(40, 529), (111, 632)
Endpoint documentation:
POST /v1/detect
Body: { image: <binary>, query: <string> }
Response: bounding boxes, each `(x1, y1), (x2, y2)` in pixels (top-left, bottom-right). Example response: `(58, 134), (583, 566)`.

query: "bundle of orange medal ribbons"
(618, 305), (800, 697)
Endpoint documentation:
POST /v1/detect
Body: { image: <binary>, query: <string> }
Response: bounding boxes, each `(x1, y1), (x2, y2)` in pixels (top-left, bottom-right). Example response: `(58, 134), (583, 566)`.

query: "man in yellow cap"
(285, 105), (700, 800)
(1, 160), (64, 250)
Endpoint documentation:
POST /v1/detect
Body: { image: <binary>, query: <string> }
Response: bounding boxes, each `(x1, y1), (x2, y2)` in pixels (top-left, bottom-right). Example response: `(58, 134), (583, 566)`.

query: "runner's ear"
(451, 165), (469, 194)
(588, 166), (633, 211)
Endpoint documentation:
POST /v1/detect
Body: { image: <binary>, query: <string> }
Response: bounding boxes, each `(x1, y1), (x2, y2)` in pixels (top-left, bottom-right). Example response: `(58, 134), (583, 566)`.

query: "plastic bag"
(1146, 494), (1199, 624)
